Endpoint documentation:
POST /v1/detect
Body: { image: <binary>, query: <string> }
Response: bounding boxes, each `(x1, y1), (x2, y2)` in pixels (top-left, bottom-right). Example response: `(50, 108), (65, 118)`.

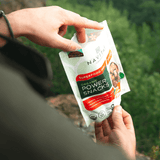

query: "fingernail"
(75, 46), (82, 51)
(99, 23), (104, 29)
(94, 23), (104, 30)
(115, 105), (122, 114)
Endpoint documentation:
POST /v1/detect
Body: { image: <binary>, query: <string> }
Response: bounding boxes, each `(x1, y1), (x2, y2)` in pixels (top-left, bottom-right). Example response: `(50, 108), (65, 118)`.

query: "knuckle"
(76, 13), (81, 18)
(71, 13), (81, 25)
(72, 12), (81, 19)
(81, 17), (88, 24)
(66, 42), (75, 51)
(128, 114), (132, 121)
(53, 6), (64, 16)
(71, 13), (83, 25)
(53, 6), (62, 10)
(126, 113), (132, 120)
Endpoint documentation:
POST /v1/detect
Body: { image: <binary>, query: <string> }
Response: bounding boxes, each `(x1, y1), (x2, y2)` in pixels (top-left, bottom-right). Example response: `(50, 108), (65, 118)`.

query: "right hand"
(95, 105), (136, 160)
(6, 6), (103, 51)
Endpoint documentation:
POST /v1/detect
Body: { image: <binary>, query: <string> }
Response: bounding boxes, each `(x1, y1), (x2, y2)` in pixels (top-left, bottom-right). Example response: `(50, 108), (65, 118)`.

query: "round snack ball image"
(89, 114), (97, 120)
(109, 62), (120, 88)
(111, 104), (114, 110)
(98, 110), (106, 119)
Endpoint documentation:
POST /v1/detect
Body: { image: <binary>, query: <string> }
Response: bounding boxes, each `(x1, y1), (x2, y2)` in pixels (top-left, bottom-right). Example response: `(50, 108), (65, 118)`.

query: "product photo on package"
(59, 20), (130, 127)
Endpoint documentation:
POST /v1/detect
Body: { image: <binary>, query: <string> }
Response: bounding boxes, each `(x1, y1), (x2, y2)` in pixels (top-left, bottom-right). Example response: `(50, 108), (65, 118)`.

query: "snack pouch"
(59, 20), (130, 126)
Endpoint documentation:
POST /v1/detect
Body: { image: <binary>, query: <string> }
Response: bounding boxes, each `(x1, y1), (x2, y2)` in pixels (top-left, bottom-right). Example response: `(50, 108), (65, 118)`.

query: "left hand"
(95, 105), (136, 160)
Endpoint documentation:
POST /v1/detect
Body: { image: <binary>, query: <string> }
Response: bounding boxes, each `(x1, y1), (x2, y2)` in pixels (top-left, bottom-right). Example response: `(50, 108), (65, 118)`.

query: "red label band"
(83, 87), (115, 111)
(76, 50), (112, 82)
(76, 61), (106, 82)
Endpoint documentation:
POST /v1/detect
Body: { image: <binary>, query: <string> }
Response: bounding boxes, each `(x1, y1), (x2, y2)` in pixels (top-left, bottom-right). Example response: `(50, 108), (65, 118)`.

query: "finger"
(95, 121), (104, 140)
(64, 9), (104, 30)
(107, 114), (114, 129)
(75, 27), (86, 43)
(112, 105), (125, 130)
(53, 34), (82, 52)
(122, 108), (135, 133)
(58, 25), (68, 37)
(101, 119), (112, 136)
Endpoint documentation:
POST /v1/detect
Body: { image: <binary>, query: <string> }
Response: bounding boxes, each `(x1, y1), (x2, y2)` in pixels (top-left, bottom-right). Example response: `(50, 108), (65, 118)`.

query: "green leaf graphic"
(119, 72), (124, 79)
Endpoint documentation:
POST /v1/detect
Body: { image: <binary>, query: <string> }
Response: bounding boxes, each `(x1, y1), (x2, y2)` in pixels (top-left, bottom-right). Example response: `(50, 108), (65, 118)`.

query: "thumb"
(112, 105), (125, 130)
(54, 35), (82, 52)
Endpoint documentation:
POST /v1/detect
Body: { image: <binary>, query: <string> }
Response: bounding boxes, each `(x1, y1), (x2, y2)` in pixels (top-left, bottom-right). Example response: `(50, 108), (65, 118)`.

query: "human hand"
(7, 6), (103, 51)
(95, 105), (136, 160)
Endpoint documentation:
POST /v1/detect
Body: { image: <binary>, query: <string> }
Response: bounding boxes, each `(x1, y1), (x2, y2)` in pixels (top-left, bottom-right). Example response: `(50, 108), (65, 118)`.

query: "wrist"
(7, 8), (34, 38)
(0, 10), (21, 47)
(0, 12), (10, 47)
(127, 154), (136, 160)
(118, 146), (136, 160)
(6, 11), (22, 38)
(125, 151), (136, 160)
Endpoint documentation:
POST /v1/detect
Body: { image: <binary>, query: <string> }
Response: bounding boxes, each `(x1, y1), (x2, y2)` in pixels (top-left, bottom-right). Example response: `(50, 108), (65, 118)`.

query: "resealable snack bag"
(59, 20), (130, 126)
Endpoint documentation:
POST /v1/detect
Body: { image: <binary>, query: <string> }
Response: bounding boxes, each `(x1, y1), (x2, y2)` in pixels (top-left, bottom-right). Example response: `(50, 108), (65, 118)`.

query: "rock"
(46, 94), (151, 160)
(46, 94), (84, 123)
(136, 151), (151, 160)
(0, 0), (47, 14)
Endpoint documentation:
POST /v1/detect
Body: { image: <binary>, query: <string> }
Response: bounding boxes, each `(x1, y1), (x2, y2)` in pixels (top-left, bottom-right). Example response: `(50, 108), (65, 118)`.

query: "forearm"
(1, 6), (104, 51)
(0, 10), (26, 47)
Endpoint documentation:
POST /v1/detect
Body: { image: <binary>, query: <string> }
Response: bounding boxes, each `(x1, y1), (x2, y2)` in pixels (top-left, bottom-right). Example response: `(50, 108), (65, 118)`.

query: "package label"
(76, 49), (120, 111)
(76, 60), (112, 99)
(59, 20), (130, 126)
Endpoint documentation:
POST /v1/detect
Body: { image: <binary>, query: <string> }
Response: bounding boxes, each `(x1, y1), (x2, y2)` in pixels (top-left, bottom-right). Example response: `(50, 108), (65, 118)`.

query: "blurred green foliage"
(105, 0), (160, 28)
(21, 0), (160, 159)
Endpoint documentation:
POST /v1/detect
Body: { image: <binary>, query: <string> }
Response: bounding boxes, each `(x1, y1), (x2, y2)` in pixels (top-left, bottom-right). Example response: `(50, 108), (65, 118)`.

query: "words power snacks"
(59, 20), (130, 126)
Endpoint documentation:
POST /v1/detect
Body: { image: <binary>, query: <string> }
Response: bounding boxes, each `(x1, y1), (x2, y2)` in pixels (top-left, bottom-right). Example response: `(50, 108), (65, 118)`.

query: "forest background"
(3, 0), (160, 159)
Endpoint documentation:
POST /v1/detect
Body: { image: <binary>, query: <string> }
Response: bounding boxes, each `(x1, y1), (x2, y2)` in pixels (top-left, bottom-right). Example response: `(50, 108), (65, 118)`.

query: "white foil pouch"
(59, 20), (130, 126)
